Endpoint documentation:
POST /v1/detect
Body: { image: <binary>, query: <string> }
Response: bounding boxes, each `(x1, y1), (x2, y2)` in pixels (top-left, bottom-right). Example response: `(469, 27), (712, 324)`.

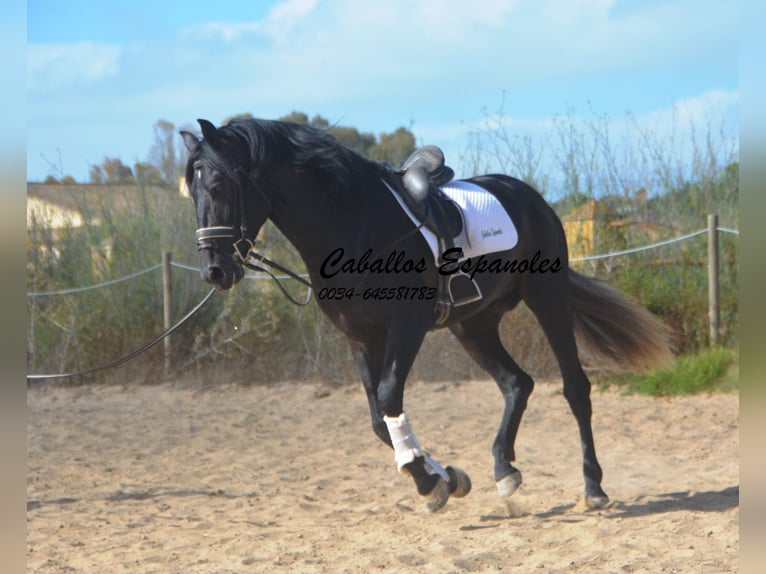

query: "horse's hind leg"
(449, 307), (534, 509)
(524, 277), (609, 509)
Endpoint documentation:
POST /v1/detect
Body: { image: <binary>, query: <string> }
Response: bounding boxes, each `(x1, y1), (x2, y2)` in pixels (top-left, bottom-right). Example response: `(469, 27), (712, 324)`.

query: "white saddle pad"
(386, 179), (518, 263)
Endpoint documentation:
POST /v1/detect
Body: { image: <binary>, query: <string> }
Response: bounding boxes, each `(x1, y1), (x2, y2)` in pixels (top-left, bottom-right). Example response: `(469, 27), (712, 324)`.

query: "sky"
(27, 0), (738, 186)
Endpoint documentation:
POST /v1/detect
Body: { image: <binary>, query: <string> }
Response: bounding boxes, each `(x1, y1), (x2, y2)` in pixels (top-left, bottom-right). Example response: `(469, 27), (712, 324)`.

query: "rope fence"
(26, 216), (738, 377)
(569, 229), (708, 262)
(26, 261), (303, 297)
(26, 225), (739, 298)
(27, 263), (163, 297)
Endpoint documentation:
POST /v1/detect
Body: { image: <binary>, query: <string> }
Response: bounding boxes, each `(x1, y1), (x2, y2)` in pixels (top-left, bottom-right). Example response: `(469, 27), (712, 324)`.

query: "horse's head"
(181, 119), (269, 290)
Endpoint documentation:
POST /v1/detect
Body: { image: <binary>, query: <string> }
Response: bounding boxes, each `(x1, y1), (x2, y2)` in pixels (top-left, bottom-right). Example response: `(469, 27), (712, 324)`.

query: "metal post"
(162, 251), (173, 373)
(707, 214), (720, 347)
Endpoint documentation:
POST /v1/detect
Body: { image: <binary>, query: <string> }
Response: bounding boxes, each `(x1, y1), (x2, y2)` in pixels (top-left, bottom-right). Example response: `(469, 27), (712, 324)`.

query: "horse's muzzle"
(201, 259), (244, 290)
(196, 226), (245, 290)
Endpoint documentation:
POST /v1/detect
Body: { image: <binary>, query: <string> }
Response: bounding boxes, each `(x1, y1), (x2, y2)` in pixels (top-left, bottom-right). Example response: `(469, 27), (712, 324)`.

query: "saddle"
(396, 145), (463, 249)
(387, 146), (481, 322)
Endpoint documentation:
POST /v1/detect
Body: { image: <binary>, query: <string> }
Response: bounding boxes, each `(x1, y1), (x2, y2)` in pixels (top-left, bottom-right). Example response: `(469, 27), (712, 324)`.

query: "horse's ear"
(180, 130), (200, 153)
(198, 119), (221, 149)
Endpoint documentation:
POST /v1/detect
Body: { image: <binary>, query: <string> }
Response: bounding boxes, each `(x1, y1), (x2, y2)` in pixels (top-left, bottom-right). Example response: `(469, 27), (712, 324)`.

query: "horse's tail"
(568, 269), (674, 372)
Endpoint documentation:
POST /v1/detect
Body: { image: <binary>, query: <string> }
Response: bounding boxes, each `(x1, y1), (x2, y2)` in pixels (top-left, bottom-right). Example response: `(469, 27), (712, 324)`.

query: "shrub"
(599, 347), (737, 396)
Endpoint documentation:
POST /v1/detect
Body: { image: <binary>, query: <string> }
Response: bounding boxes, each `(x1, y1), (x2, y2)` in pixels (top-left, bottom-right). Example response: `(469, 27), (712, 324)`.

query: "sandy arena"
(27, 379), (738, 573)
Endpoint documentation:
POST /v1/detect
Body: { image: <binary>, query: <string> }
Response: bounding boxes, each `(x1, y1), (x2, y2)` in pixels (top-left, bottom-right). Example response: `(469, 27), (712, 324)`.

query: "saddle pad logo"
(388, 179), (518, 263)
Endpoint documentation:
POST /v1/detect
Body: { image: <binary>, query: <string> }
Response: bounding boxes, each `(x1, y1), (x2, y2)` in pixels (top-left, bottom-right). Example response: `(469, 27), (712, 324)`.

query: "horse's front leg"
(371, 320), (471, 512)
(383, 413), (473, 512)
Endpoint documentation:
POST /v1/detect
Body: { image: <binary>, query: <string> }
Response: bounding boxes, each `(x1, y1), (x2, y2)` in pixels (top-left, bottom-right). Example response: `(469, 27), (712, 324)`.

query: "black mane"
(188, 118), (375, 193)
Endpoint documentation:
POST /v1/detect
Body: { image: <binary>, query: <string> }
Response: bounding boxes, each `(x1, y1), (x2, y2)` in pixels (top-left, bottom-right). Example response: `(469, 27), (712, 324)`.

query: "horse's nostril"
(208, 266), (224, 283)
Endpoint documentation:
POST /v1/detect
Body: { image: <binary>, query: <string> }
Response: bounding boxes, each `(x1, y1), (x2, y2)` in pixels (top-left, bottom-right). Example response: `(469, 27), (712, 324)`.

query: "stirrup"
(447, 271), (482, 307)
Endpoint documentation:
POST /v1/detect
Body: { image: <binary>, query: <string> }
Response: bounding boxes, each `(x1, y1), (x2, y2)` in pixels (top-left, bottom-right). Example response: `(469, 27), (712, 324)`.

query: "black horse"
(181, 118), (672, 513)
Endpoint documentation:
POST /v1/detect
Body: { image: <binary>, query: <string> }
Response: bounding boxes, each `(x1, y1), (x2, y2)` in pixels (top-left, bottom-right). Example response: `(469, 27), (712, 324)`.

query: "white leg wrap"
(384, 413), (449, 482)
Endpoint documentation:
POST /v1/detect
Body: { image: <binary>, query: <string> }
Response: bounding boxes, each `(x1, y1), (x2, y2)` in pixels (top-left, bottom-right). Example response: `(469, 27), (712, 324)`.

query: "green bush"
(27, 183), (211, 382)
(599, 347), (737, 396)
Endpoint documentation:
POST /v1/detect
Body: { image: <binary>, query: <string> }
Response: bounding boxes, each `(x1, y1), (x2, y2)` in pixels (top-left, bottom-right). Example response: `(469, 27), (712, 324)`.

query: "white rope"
(169, 261), (200, 272)
(27, 264), (162, 297)
(570, 229), (709, 262)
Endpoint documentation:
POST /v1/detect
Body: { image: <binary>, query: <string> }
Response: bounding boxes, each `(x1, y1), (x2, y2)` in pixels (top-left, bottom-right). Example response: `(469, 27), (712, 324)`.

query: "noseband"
(195, 226), (252, 264)
(194, 165), (266, 264)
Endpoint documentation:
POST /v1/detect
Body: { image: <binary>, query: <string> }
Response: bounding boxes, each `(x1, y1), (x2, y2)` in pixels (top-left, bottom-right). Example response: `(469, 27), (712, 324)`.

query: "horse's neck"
(266, 168), (388, 272)
(267, 182), (354, 271)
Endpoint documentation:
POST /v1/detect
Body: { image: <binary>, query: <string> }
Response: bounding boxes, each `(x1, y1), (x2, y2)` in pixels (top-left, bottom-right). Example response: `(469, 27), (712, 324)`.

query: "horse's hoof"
(446, 466), (472, 498)
(425, 477), (450, 512)
(585, 493), (610, 510)
(496, 470), (522, 498)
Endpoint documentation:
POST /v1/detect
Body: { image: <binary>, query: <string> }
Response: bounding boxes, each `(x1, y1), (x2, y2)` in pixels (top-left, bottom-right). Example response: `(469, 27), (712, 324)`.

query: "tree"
(309, 114), (330, 129)
(40, 172), (75, 184)
(369, 126), (416, 167)
(103, 157), (134, 183)
(147, 119), (189, 187)
(89, 157), (134, 184)
(134, 162), (164, 187)
(276, 111), (416, 164)
(222, 112), (254, 125)
(279, 111), (310, 126)
(328, 126), (376, 157)
(89, 164), (104, 185)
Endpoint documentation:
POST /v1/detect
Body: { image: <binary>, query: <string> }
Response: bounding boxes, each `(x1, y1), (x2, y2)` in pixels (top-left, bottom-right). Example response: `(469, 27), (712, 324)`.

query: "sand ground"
(27, 379), (738, 573)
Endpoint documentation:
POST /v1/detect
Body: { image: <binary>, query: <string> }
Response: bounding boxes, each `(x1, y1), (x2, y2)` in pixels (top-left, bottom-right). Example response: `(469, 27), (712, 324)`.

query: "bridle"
(192, 162), (313, 305)
(193, 163), (264, 265)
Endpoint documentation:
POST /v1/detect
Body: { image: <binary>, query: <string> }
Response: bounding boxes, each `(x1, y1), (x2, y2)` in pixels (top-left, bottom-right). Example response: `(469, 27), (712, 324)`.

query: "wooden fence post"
(707, 214), (719, 347)
(162, 251), (173, 373)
